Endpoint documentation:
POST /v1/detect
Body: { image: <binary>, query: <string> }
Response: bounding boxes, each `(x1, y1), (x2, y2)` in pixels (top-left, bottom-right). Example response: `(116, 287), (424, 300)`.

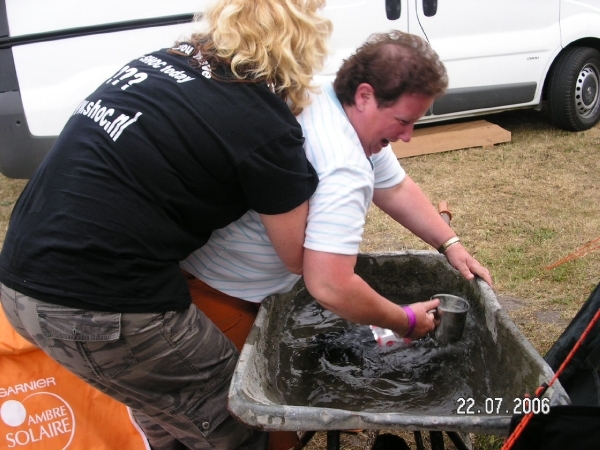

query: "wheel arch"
(541, 38), (600, 102)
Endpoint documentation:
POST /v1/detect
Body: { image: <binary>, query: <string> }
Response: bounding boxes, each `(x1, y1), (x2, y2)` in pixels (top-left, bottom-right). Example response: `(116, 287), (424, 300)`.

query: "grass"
(1, 108), (598, 450)
(0, 176), (27, 246)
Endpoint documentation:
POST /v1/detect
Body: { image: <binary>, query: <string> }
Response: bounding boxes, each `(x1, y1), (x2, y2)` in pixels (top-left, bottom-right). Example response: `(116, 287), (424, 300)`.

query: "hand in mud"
(405, 298), (440, 339)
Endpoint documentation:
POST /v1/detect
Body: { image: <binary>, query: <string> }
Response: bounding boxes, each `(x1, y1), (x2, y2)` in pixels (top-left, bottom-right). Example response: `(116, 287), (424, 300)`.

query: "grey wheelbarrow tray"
(228, 251), (570, 436)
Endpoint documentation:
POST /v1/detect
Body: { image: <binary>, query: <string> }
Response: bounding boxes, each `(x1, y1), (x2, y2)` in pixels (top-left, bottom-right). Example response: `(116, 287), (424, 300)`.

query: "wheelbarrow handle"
(438, 200), (452, 226)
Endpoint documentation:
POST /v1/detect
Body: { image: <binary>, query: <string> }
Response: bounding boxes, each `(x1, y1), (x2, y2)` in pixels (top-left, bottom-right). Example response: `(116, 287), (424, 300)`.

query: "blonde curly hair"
(189, 0), (332, 115)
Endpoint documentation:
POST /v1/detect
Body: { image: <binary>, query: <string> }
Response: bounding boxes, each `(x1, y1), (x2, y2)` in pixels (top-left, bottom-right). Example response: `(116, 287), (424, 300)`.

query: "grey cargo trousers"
(1, 284), (267, 450)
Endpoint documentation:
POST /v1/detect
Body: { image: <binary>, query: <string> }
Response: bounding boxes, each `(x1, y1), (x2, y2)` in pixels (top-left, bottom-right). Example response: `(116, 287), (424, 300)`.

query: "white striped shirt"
(180, 82), (405, 302)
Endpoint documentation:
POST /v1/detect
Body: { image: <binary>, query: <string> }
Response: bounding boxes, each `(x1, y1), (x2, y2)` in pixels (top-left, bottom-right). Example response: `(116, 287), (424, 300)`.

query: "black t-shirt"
(0, 45), (318, 312)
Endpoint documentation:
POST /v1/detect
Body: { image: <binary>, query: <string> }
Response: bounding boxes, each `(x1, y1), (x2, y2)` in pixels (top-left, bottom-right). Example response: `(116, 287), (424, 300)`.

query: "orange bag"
(0, 308), (148, 450)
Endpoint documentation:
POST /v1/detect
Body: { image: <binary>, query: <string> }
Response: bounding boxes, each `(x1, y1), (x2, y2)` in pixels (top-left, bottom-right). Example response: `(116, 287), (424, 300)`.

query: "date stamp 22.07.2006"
(455, 397), (550, 415)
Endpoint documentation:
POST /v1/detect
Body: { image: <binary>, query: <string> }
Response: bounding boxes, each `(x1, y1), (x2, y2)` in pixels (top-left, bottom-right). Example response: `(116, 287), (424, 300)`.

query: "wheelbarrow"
(228, 251), (570, 449)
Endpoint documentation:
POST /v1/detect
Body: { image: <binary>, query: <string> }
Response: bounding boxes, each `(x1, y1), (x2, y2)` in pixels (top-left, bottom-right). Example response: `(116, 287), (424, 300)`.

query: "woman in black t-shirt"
(0, 1), (331, 449)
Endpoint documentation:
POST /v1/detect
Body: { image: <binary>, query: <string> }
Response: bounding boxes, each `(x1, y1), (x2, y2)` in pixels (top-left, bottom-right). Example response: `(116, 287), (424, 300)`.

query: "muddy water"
(275, 289), (496, 414)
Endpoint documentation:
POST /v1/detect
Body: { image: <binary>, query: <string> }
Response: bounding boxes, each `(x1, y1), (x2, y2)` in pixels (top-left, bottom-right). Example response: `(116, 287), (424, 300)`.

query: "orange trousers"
(185, 272), (301, 450)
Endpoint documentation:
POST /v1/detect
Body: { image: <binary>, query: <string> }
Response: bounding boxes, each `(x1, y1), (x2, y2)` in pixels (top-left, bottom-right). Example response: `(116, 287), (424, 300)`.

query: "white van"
(1, 0), (600, 178)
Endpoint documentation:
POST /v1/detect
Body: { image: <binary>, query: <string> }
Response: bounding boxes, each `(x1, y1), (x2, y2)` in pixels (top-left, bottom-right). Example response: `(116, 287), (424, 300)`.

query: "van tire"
(547, 47), (600, 131)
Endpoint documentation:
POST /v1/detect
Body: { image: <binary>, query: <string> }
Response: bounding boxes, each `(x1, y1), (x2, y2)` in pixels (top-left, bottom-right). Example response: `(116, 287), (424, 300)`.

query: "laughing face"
(346, 83), (434, 158)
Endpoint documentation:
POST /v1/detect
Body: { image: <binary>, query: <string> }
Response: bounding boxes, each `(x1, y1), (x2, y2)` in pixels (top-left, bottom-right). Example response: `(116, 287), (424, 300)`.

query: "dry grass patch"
(0, 176), (27, 247)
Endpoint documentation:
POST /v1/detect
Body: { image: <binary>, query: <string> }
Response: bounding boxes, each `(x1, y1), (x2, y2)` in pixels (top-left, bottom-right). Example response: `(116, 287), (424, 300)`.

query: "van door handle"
(386, 0), (401, 20)
(423, 0), (438, 17)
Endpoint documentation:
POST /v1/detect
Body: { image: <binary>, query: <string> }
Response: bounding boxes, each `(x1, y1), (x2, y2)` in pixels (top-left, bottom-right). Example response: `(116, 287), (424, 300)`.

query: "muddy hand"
(406, 298), (440, 339)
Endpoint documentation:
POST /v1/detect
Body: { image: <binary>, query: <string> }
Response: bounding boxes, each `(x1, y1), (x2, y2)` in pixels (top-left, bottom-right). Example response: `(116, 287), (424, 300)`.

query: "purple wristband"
(402, 305), (416, 338)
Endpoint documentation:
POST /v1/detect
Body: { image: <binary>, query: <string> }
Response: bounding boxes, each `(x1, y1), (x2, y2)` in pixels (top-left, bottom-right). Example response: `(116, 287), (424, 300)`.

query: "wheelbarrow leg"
(446, 431), (471, 450)
(413, 431), (426, 450)
(429, 431), (445, 450)
(298, 431), (316, 448)
(327, 431), (340, 450)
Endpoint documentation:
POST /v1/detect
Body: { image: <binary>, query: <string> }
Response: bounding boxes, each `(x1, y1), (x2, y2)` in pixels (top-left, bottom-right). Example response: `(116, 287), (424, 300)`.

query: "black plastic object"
(386, 0), (401, 20)
(423, 0), (438, 17)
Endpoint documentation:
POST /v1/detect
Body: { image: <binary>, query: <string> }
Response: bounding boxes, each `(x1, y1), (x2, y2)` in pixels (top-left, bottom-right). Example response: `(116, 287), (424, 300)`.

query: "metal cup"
(431, 294), (469, 344)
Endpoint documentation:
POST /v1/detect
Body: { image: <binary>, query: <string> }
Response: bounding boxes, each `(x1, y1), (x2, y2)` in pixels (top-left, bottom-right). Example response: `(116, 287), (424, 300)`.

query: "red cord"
(545, 237), (600, 270)
(501, 307), (600, 450)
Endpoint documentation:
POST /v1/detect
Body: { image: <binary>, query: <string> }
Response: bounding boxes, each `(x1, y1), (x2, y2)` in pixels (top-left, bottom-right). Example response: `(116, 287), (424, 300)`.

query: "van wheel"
(547, 47), (600, 131)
